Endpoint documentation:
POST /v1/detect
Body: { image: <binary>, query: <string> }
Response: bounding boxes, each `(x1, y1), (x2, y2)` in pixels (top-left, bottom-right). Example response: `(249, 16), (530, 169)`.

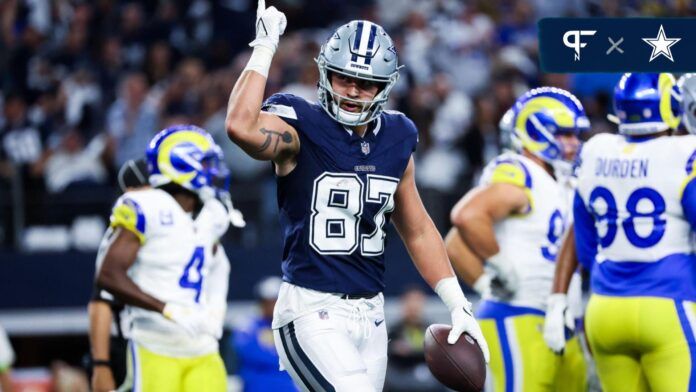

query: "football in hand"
(423, 324), (486, 392)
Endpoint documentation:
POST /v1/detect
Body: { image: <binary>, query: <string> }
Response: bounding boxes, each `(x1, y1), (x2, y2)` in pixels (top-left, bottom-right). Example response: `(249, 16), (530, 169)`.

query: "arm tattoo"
(256, 127), (293, 153)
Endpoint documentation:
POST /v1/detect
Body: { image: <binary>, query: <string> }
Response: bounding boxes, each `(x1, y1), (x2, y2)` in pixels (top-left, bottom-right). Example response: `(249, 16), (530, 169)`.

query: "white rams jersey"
(480, 152), (582, 312)
(575, 133), (696, 299)
(109, 188), (230, 357)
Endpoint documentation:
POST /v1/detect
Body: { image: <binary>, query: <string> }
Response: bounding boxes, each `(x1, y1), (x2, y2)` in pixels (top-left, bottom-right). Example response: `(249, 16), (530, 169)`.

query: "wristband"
(434, 276), (468, 312)
(92, 359), (111, 367)
(243, 46), (275, 79)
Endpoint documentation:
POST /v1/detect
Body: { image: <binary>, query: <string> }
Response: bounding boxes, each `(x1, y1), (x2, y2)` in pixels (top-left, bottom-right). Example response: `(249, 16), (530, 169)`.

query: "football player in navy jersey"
(225, 2), (488, 391)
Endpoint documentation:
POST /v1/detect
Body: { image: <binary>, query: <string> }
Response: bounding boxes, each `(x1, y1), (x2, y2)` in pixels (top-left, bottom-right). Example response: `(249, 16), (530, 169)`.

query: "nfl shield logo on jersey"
(318, 310), (329, 320)
(361, 141), (370, 155)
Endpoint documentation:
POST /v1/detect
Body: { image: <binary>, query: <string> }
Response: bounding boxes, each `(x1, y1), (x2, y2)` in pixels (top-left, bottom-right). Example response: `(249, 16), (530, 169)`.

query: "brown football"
(423, 324), (486, 392)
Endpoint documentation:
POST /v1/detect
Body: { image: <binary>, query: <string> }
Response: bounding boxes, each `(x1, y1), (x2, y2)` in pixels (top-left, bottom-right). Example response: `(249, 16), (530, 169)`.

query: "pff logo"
(563, 30), (597, 61)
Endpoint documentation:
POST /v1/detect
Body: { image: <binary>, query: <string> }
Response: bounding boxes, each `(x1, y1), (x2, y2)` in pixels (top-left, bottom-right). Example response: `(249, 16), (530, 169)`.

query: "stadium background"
(0, 0), (692, 390)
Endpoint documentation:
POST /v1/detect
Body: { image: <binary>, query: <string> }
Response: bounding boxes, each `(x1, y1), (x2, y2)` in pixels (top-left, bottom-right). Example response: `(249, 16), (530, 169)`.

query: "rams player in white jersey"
(445, 87), (587, 391)
(97, 125), (237, 391)
(573, 73), (696, 392)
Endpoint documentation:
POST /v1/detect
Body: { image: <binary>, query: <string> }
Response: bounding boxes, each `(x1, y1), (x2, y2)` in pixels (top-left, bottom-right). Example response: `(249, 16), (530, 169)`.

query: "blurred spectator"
(416, 73), (473, 231)
(51, 361), (88, 392)
(1, 92), (45, 167)
(43, 127), (108, 194)
(385, 286), (444, 392)
(231, 276), (297, 392)
(106, 72), (158, 168)
(0, 92), (49, 227)
(0, 0), (665, 250)
(431, 3), (494, 94)
(118, 3), (148, 69)
(401, 11), (435, 86)
(97, 36), (126, 105)
(496, 0), (538, 51)
(280, 60), (320, 102)
(0, 323), (14, 392)
(161, 58), (206, 120)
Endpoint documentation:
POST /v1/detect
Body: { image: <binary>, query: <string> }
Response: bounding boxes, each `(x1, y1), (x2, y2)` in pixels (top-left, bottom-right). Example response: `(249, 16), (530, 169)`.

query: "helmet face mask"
(678, 73), (696, 134)
(316, 20), (401, 127)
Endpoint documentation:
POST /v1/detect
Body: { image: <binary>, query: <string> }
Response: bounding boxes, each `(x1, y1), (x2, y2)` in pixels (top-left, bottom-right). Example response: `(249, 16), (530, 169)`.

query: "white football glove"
(435, 277), (490, 363)
(449, 302), (490, 364)
(249, 0), (287, 53)
(206, 305), (227, 340)
(543, 293), (574, 354)
(162, 303), (210, 338)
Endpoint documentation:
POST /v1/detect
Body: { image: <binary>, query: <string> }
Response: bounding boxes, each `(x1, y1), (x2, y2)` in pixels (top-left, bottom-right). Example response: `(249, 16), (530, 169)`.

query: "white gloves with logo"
(245, 0), (287, 78)
(435, 277), (490, 363)
(249, 0), (287, 53)
(163, 303), (216, 338)
(543, 293), (574, 353)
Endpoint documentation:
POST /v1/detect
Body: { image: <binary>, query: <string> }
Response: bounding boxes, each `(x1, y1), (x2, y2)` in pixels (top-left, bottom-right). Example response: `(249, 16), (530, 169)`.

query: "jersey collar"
(342, 116), (382, 138)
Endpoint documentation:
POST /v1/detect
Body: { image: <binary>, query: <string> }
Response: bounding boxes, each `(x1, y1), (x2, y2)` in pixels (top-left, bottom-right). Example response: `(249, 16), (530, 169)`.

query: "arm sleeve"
(573, 191), (598, 270)
(206, 245), (231, 308)
(109, 196), (146, 244)
(91, 283), (117, 303)
(0, 325), (15, 372)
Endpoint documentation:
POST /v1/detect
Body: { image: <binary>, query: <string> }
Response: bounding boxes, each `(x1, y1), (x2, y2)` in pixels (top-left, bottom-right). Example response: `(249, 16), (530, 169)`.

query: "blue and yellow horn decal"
(146, 125), (222, 193)
(658, 73), (681, 131)
(510, 87), (588, 164)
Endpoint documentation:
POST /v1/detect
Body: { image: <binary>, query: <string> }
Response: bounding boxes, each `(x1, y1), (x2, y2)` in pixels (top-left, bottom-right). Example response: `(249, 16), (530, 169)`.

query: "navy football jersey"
(262, 93), (418, 294)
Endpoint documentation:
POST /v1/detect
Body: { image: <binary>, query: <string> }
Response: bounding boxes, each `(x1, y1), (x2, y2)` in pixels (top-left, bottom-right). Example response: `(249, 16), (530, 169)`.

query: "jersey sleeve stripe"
(675, 300), (696, 390)
(262, 104), (298, 120)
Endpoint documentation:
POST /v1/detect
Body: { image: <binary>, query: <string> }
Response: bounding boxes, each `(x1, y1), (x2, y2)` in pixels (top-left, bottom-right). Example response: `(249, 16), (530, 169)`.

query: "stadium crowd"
(0, 0), (692, 250)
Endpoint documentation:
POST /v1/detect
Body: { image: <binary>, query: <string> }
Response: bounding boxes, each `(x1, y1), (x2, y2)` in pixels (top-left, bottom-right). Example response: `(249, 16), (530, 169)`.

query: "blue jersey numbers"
(589, 186), (666, 249)
(179, 246), (205, 302)
(310, 172), (398, 256)
(542, 209), (565, 262)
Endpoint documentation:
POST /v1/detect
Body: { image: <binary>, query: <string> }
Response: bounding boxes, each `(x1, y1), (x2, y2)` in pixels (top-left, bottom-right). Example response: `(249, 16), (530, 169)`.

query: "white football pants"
(272, 283), (388, 392)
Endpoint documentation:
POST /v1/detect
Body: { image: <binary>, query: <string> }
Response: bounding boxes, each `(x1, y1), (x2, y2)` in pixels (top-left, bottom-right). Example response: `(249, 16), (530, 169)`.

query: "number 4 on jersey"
(179, 246), (205, 302)
(310, 173), (399, 256)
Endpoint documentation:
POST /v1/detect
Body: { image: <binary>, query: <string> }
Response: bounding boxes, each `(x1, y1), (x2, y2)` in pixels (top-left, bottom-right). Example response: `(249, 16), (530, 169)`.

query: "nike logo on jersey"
(374, 319), (384, 327)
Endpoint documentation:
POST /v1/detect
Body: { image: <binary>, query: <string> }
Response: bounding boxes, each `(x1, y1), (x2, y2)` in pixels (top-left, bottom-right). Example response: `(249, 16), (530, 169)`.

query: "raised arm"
(392, 157), (489, 362)
(225, 1), (299, 165)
